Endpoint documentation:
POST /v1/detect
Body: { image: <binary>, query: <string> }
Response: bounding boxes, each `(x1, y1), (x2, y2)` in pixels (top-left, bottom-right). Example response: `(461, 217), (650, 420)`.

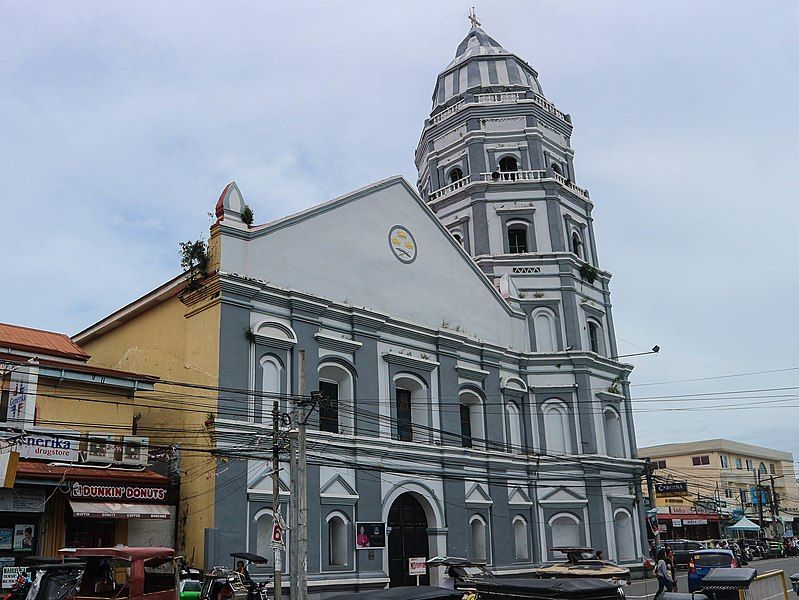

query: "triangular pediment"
(508, 486), (533, 507)
(538, 486), (587, 504)
(320, 474), (358, 499)
(217, 177), (527, 350)
(465, 482), (493, 506)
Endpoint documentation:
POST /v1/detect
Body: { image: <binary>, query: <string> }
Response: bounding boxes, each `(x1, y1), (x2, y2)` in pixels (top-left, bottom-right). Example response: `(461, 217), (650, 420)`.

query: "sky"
(2, 1), (798, 457)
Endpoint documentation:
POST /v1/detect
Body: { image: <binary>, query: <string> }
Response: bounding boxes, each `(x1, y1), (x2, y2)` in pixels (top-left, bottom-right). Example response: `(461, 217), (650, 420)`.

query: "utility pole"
(290, 351), (310, 600)
(272, 400), (282, 600)
(644, 459), (660, 549)
(755, 469), (764, 540)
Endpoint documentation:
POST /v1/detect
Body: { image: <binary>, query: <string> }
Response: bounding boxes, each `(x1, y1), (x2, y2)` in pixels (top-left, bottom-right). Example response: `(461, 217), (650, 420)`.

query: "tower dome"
(431, 26), (543, 111)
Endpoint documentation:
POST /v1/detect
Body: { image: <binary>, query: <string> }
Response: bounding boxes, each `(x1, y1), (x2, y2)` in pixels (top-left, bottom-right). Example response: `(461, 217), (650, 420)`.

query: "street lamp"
(612, 345), (660, 360)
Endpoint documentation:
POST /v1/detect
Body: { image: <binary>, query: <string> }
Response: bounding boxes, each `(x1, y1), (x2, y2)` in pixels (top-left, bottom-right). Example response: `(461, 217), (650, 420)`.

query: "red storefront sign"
(70, 481), (167, 502)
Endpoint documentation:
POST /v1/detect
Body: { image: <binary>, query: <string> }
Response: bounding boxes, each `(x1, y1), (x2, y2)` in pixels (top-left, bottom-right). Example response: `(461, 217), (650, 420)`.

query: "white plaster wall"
(221, 180), (528, 350)
(128, 508), (176, 547)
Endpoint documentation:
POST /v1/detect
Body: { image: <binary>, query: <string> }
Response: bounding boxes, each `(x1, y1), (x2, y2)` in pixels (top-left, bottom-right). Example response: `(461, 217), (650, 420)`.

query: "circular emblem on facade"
(388, 225), (417, 264)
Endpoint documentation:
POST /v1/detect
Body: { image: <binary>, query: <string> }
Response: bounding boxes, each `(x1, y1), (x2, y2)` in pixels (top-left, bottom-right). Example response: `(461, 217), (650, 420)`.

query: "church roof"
(431, 26), (543, 109)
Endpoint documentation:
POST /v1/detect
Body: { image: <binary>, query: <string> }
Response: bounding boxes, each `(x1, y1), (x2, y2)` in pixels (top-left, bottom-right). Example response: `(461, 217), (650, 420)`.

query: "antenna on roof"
(468, 7), (481, 29)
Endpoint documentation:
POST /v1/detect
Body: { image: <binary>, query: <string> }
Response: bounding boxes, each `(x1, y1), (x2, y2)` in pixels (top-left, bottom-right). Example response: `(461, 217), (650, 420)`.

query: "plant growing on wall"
(579, 264), (600, 284)
(179, 238), (210, 290)
(241, 205), (254, 226)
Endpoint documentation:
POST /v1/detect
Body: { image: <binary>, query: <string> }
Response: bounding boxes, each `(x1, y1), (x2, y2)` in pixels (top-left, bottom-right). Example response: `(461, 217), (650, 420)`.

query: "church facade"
(76, 24), (646, 595)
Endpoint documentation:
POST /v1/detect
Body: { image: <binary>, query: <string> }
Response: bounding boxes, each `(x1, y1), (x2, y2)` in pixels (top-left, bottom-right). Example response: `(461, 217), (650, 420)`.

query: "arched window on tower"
(499, 156), (518, 173)
(543, 400), (571, 454)
(603, 407), (624, 458)
(506, 402), (522, 453)
(587, 320), (604, 355)
(533, 308), (559, 352)
(449, 167), (464, 183)
(571, 231), (583, 259)
(507, 225), (528, 254)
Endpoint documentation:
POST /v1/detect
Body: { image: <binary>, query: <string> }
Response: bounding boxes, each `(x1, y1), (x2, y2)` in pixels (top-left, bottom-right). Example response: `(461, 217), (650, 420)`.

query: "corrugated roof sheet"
(0, 322), (89, 360)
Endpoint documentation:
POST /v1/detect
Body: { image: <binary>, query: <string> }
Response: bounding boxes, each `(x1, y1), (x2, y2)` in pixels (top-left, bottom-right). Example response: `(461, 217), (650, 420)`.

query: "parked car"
(661, 540), (705, 567)
(535, 547), (630, 585)
(687, 549), (737, 593)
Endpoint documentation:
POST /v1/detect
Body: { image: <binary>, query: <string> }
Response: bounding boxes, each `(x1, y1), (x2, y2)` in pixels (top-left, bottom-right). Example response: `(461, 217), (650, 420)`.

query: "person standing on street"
(653, 548), (674, 600)
(665, 545), (678, 592)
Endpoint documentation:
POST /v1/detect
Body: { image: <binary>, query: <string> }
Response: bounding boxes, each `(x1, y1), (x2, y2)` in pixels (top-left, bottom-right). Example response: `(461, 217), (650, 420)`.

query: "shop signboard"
(655, 482), (688, 496)
(673, 519), (683, 527)
(0, 487), (46, 512)
(355, 522), (386, 549)
(684, 519), (708, 526)
(14, 429), (79, 462)
(70, 482), (167, 502)
(670, 506), (697, 514)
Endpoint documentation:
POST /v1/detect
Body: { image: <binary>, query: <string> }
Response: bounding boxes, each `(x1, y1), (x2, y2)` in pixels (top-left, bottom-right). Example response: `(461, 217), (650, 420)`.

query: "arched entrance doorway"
(388, 493), (429, 586)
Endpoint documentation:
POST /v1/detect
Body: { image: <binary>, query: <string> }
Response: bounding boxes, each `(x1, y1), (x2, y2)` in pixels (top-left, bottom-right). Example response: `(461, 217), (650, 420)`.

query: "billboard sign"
(655, 482), (688, 496)
(355, 522), (386, 549)
(14, 430), (79, 462)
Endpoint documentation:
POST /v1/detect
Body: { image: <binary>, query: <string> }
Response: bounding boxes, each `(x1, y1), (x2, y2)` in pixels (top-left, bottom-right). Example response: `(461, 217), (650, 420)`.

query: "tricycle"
(60, 545), (178, 600)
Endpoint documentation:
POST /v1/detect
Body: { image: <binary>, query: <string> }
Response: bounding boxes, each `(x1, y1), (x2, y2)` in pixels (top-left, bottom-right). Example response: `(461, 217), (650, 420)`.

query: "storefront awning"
(69, 500), (170, 520)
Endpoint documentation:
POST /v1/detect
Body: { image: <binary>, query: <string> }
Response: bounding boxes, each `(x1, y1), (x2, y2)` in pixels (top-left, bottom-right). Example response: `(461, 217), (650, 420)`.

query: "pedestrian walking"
(665, 545), (678, 592)
(653, 548), (674, 600)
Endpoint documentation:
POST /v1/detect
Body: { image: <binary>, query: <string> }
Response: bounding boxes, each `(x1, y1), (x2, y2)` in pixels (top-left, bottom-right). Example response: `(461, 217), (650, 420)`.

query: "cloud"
(1, 0), (797, 456)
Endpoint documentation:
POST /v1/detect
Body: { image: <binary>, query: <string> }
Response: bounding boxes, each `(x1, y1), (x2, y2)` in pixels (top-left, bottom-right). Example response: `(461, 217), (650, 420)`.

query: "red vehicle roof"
(60, 546), (174, 561)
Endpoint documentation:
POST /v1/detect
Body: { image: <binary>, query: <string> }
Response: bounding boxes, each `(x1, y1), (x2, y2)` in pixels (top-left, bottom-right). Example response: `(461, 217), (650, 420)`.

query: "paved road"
(625, 556), (799, 599)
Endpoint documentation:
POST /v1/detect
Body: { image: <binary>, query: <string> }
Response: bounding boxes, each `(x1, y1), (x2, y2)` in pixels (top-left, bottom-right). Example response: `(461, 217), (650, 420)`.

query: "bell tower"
(416, 21), (619, 358)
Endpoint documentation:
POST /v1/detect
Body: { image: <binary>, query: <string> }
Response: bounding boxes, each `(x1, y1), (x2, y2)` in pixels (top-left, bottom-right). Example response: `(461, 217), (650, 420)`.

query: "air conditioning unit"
(85, 434), (115, 463)
(122, 436), (149, 466)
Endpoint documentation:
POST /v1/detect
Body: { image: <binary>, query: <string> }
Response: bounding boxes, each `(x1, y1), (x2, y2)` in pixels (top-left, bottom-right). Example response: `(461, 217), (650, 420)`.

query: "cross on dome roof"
(467, 7), (481, 29)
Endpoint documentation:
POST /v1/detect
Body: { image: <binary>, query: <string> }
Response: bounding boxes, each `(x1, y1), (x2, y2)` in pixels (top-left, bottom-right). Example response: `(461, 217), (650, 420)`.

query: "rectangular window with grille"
(653, 460), (666, 470)
(319, 380), (339, 434)
(692, 455), (710, 466)
(460, 404), (472, 448)
(720, 455), (729, 468)
(396, 389), (412, 442)
(507, 228), (528, 253)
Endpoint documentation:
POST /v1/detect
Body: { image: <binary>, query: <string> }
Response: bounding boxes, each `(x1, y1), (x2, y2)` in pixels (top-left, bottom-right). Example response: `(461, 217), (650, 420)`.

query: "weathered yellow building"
(0, 323), (170, 570)
(74, 259), (222, 567)
(639, 439), (799, 538)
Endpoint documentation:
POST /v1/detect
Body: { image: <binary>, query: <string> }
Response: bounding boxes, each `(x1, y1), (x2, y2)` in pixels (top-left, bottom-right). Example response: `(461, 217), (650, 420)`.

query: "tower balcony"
(428, 91), (570, 127)
(428, 174), (472, 201)
(428, 170), (589, 202)
(479, 169), (546, 182)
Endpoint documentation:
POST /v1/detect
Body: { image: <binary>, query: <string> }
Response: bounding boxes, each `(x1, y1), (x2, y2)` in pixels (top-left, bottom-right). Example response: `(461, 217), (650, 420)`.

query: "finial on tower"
(468, 7), (481, 29)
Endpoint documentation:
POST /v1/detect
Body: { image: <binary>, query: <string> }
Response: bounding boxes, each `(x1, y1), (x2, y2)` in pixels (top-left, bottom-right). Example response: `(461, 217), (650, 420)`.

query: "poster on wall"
(355, 522), (386, 549)
(12, 525), (33, 551)
(0, 529), (11, 550)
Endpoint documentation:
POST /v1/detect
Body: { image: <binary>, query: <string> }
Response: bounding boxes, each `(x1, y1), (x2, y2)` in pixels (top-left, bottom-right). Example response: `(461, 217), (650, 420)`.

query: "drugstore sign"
(14, 430), (79, 462)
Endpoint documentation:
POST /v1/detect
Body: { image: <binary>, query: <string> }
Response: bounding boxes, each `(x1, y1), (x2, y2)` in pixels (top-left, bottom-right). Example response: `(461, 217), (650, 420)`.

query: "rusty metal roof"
(0, 322), (90, 360)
